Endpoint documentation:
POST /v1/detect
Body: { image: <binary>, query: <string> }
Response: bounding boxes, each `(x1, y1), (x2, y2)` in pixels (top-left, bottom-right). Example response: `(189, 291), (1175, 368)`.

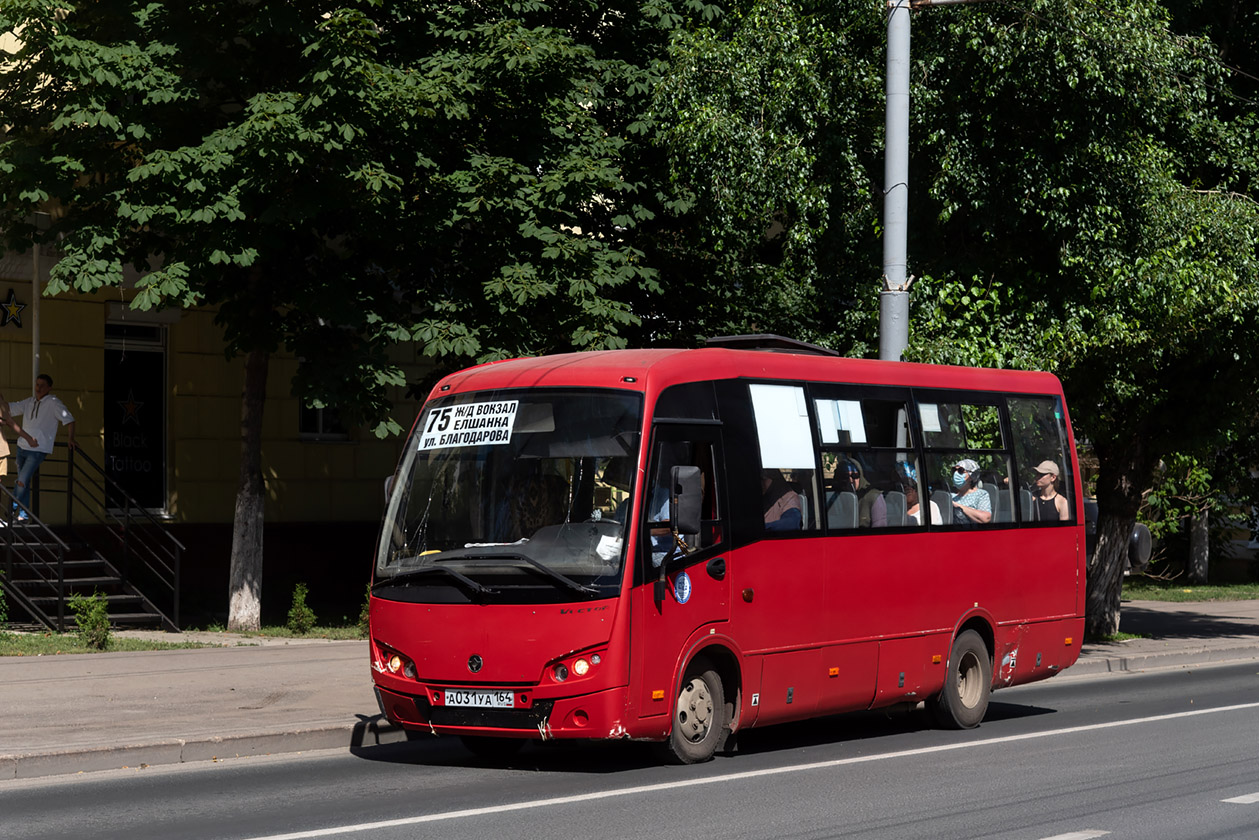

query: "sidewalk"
(1068, 598), (1259, 676)
(4, 599), (1259, 781)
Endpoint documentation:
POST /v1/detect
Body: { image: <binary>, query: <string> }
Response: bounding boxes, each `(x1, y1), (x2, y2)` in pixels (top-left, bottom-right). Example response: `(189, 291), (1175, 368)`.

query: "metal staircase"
(0, 447), (182, 632)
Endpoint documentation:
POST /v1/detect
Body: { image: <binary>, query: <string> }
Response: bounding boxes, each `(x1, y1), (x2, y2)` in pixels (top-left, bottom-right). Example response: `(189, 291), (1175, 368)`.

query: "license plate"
(444, 689), (514, 708)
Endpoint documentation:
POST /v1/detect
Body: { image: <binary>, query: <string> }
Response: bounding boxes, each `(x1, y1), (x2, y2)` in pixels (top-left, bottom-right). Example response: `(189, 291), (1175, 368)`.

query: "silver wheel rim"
(956, 649), (983, 709)
(675, 676), (714, 743)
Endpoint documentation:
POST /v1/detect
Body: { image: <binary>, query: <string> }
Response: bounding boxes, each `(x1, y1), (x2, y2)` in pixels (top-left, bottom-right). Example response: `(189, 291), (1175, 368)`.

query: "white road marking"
(241, 701), (1259, 840)
(1035, 832), (1110, 840)
(1222, 792), (1259, 804)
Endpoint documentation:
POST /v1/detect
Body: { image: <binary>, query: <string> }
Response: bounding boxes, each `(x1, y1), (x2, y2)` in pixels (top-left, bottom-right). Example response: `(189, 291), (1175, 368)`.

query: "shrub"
(357, 583), (371, 639)
(0, 570), (8, 627)
(286, 582), (317, 635)
(68, 591), (112, 651)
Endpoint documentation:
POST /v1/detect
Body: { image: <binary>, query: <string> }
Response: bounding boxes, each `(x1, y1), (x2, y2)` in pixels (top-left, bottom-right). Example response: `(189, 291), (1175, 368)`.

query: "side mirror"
(1128, 522), (1152, 572)
(670, 465), (702, 537)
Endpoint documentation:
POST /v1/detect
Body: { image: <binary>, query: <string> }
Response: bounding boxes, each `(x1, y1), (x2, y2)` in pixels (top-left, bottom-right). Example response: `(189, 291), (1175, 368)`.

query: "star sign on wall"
(0, 289), (25, 328)
(117, 389), (144, 426)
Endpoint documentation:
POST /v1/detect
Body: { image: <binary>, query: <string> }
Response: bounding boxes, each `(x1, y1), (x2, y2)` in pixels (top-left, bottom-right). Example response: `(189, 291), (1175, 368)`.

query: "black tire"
(459, 735), (526, 760)
(929, 629), (992, 730)
(659, 657), (726, 764)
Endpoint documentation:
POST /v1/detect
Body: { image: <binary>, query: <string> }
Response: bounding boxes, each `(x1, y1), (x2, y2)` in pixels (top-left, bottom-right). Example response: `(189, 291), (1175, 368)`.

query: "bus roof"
(429, 347), (1064, 402)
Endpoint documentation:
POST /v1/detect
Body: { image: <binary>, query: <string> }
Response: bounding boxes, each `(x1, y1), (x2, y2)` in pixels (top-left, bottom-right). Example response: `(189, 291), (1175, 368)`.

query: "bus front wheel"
(928, 630), (991, 730)
(660, 657), (725, 764)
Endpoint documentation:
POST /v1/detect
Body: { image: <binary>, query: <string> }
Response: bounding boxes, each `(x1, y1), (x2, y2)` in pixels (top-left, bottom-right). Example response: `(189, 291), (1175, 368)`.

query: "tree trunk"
(1085, 435), (1155, 638)
(1188, 506), (1209, 584)
(1086, 510), (1133, 637)
(227, 346), (269, 632)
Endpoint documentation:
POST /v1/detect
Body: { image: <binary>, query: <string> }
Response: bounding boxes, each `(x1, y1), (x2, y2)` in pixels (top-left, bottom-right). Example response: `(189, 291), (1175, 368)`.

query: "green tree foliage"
(650, 0), (1259, 634)
(2, 0), (1257, 638)
(0, 0), (709, 629)
(644, 0), (885, 348)
(902, 1), (1259, 633)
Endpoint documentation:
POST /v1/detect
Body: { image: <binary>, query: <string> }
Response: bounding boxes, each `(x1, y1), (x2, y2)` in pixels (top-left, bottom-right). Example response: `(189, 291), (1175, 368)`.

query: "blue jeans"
(14, 448), (47, 517)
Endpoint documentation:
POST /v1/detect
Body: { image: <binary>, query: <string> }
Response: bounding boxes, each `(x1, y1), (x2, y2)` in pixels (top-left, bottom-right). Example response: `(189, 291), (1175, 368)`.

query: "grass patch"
(0, 632), (208, 656)
(249, 625), (364, 640)
(185, 623), (364, 640)
(1089, 631), (1144, 643)
(1123, 578), (1259, 602)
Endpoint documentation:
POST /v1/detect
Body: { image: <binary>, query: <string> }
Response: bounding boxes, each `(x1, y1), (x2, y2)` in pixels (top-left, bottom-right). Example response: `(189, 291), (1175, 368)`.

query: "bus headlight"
(573, 658), (590, 677)
(375, 643), (417, 680)
(552, 664), (569, 682)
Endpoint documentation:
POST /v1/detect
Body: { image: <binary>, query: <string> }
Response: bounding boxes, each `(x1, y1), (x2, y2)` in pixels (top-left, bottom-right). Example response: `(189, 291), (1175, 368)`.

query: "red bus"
(370, 336), (1085, 763)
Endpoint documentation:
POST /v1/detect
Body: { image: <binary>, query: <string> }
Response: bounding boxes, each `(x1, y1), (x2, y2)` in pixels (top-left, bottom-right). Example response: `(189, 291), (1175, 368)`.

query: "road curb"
(1069, 645), (1259, 678)
(0, 716), (413, 781)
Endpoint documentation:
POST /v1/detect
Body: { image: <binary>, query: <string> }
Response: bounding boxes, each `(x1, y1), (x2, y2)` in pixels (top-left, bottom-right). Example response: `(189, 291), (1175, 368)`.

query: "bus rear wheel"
(929, 630), (992, 730)
(660, 657), (725, 765)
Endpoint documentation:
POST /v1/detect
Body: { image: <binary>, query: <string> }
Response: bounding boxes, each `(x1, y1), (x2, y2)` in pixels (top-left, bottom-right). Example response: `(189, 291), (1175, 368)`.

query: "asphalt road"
(5, 663), (1259, 840)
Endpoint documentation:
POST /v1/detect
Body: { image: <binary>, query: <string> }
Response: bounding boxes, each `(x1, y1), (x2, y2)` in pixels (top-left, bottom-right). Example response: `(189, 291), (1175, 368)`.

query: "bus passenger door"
(632, 427), (730, 722)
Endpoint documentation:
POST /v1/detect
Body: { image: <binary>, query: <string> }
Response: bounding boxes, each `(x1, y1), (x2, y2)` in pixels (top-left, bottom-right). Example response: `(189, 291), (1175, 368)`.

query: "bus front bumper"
(374, 684), (637, 741)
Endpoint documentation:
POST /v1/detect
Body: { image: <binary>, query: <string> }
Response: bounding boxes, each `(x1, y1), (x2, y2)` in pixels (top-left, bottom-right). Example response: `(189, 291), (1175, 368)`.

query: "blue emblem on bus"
(673, 571), (692, 604)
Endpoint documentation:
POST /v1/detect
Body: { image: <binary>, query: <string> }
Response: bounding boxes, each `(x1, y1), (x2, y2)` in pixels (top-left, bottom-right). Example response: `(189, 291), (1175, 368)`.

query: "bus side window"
(814, 392), (919, 530)
(749, 384), (818, 534)
(1009, 396), (1075, 524)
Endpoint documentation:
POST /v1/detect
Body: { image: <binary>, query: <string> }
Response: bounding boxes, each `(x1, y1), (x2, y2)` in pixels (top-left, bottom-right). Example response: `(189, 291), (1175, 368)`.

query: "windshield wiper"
(376, 565), (496, 596)
(442, 554), (600, 597)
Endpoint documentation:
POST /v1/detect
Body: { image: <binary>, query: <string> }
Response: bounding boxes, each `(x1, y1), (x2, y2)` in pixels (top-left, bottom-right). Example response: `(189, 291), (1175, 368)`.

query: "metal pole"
(173, 545), (181, 631)
(880, 0), (912, 362)
(66, 446), (74, 526)
(57, 546), (65, 632)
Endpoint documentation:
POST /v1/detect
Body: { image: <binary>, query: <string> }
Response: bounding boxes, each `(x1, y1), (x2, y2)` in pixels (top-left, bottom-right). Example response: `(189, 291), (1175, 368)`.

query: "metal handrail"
(0, 483), (71, 630)
(13, 444), (184, 630)
(68, 449), (184, 630)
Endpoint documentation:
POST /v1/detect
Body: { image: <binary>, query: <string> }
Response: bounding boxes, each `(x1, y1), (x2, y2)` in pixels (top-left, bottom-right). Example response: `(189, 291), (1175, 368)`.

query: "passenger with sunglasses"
(950, 458), (992, 525)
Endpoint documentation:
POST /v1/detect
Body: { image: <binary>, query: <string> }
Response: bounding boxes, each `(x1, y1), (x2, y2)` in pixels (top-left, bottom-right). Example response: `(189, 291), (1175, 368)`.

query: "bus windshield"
(375, 389), (642, 601)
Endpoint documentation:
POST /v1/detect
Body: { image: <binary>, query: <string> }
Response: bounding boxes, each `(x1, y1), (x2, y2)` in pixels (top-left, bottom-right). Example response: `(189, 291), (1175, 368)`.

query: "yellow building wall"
(0, 249), (429, 526)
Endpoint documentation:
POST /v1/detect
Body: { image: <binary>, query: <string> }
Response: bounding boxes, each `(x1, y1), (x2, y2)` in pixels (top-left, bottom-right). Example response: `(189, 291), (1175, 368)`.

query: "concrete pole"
(29, 212), (50, 395)
(879, 0), (911, 362)
(31, 238), (40, 396)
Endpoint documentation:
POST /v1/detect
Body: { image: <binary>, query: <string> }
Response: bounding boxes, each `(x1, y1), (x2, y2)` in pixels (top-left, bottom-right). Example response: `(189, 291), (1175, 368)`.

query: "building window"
(300, 405), (348, 441)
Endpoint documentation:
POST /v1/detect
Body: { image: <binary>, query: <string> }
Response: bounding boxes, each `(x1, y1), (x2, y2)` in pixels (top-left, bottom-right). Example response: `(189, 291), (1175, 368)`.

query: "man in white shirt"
(9, 373), (76, 520)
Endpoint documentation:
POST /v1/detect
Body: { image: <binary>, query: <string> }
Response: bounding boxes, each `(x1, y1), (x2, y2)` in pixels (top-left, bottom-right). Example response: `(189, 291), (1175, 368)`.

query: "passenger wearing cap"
(1032, 460), (1069, 521)
(950, 458), (992, 525)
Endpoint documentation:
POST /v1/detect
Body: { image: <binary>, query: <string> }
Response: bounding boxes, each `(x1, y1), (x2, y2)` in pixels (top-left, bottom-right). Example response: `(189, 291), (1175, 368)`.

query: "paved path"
(3, 600), (1259, 780)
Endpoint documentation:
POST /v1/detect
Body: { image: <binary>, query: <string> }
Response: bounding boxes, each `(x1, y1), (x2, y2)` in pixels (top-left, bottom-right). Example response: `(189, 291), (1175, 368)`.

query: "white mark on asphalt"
(1222, 792), (1259, 804)
(240, 701), (1259, 840)
(1034, 832), (1110, 840)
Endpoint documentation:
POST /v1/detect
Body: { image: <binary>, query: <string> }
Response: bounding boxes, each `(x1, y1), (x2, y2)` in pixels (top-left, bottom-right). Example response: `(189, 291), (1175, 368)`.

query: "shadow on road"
(347, 698), (1059, 772)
